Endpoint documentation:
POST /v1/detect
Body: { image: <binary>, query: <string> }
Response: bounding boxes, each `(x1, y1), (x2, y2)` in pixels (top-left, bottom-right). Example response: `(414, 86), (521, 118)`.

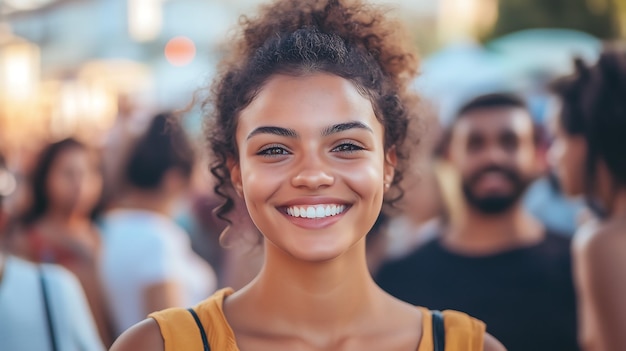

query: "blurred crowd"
(1, 5), (625, 351)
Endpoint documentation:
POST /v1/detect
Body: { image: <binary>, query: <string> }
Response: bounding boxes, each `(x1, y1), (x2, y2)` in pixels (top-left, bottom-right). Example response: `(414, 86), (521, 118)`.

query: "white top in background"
(0, 255), (104, 351)
(100, 209), (217, 336)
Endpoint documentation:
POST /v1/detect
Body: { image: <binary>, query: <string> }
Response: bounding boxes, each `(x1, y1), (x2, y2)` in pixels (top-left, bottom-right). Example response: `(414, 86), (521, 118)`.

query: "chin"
(287, 246), (350, 263)
(280, 236), (365, 264)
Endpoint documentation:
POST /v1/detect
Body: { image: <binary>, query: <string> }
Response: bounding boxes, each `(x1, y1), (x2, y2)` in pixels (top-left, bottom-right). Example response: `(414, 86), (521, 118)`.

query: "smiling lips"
(285, 204), (347, 219)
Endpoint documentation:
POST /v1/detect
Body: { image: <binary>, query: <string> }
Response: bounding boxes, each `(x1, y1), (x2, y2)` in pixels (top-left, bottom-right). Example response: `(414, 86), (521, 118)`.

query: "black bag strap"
(188, 308), (211, 351)
(39, 266), (58, 351)
(431, 310), (445, 351)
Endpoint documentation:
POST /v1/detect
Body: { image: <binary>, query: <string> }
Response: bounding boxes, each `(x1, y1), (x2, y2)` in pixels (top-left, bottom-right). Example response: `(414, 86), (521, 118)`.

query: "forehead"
(453, 107), (534, 139)
(53, 147), (87, 161)
(237, 73), (379, 134)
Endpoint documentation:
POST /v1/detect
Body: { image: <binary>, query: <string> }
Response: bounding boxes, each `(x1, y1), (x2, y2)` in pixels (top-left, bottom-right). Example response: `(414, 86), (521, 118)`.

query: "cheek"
(336, 159), (385, 204)
(447, 150), (472, 179)
(566, 142), (587, 193)
(552, 139), (586, 195)
(239, 161), (283, 212)
(81, 174), (103, 201)
(511, 147), (535, 173)
(46, 173), (69, 199)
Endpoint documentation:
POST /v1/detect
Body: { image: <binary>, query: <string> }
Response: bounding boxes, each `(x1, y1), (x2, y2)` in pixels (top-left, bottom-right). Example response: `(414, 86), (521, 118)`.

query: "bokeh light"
(164, 36), (196, 67)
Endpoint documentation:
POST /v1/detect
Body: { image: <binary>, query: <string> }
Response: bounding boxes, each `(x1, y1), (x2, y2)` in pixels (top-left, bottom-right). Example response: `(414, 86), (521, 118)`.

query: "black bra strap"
(40, 266), (58, 351)
(431, 310), (445, 351)
(188, 308), (211, 351)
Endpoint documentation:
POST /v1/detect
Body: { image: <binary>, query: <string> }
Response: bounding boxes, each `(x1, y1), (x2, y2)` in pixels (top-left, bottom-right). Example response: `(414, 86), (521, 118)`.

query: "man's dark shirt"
(375, 232), (579, 351)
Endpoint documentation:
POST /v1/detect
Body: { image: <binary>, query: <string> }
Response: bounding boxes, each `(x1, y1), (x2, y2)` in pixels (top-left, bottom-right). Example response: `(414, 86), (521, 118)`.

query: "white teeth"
(315, 207), (324, 218)
(306, 207), (315, 218)
(285, 204), (346, 219)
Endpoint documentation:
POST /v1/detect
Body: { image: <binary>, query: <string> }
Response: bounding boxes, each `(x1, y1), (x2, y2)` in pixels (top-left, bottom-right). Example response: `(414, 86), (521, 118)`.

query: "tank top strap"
(440, 309), (485, 350)
(417, 307), (434, 351)
(149, 306), (205, 351)
(416, 307), (485, 351)
(150, 288), (237, 351)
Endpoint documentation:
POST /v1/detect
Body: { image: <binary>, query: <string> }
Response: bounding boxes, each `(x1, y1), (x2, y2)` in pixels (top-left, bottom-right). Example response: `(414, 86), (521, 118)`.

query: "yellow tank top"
(149, 288), (485, 351)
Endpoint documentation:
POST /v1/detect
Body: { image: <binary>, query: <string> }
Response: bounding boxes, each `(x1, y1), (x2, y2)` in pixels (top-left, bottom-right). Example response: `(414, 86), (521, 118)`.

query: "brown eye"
(332, 143), (364, 153)
(258, 145), (290, 157)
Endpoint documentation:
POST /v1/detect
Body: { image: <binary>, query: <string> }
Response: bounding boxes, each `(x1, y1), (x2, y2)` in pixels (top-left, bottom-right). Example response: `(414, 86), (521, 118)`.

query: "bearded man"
(376, 93), (579, 351)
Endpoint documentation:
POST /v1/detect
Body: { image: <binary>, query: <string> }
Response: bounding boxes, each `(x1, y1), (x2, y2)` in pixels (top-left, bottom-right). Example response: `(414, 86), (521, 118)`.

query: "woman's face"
(46, 147), (103, 216)
(548, 115), (587, 197)
(230, 73), (395, 262)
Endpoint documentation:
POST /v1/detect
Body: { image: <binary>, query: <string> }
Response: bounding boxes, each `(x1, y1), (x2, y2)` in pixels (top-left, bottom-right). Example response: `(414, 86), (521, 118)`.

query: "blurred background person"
(99, 112), (216, 337)
(100, 94), (153, 211)
(379, 102), (445, 265)
(180, 161), (264, 290)
(376, 93), (579, 351)
(8, 138), (113, 346)
(0, 152), (104, 351)
(550, 48), (626, 351)
(359, 102), (447, 277)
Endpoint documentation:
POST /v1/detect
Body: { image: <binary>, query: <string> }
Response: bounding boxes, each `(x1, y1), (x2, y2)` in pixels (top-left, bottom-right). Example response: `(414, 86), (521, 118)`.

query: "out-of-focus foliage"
(486, 0), (621, 41)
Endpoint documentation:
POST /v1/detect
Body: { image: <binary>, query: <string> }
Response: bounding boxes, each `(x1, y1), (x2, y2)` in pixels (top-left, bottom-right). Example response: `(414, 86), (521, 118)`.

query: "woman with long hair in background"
(9, 138), (113, 346)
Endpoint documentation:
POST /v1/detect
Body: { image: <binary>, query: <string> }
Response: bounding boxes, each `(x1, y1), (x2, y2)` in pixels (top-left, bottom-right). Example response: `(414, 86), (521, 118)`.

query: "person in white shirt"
(100, 112), (216, 336)
(0, 255), (105, 351)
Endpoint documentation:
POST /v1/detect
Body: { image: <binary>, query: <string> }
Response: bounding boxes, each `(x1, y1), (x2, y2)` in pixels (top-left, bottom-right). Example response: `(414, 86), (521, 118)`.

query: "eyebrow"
(246, 121), (373, 141)
(322, 121), (373, 136)
(247, 126), (298, 140)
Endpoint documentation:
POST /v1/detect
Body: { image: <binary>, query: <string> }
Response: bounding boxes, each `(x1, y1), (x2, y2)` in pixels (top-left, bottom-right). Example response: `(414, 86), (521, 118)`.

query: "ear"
(384, 147), (397, 191)
(227, 157), (243, 198)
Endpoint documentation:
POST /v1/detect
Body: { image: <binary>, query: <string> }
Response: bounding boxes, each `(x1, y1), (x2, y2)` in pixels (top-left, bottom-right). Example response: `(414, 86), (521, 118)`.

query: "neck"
(238, 239), (383, 332)
(443, 202), (544, 255)
(115, 189), (175, 216)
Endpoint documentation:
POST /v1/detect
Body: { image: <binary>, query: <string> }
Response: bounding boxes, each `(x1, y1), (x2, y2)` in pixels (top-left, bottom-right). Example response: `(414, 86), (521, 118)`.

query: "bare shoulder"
(574, 219), (626, 265)
(110, 319), (164, 351)
(483, 332), (506, 351)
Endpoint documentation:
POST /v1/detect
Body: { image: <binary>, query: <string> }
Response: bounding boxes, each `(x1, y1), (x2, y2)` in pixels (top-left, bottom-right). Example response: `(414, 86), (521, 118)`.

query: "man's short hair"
(456, 93), (527, 118)
(435, 93), (543, 156)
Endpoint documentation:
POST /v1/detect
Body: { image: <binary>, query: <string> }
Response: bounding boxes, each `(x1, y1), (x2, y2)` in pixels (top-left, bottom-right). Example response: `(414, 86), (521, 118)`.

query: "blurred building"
(0, 0), (621, 161)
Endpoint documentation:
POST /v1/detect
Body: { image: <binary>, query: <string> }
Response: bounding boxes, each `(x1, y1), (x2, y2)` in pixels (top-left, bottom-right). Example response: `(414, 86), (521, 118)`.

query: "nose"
(290, 152), (335, 190)
(483, 145), (509, 165)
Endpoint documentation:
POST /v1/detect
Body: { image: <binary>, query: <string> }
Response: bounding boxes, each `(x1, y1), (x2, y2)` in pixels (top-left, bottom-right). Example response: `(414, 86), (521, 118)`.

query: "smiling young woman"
(110, 0), (505, 350)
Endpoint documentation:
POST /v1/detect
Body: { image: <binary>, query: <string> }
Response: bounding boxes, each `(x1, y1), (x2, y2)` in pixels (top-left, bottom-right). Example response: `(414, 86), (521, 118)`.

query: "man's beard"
(461, 165), (531, 215)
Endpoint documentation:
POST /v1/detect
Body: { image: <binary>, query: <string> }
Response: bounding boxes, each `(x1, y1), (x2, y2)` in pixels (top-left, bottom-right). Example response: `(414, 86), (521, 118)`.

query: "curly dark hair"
(552, 47), (626, 216)
(204, 0), (420, 227)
